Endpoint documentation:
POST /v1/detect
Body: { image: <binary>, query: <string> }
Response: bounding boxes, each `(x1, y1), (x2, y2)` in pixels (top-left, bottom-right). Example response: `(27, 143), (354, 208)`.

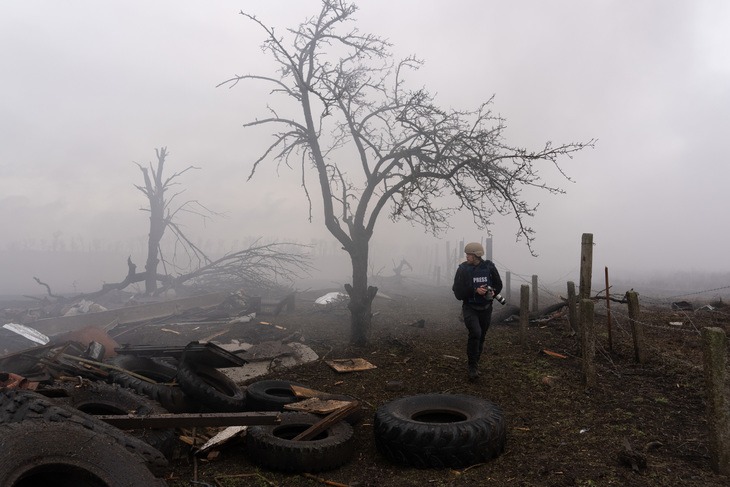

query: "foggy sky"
(1, 1), (729, 295)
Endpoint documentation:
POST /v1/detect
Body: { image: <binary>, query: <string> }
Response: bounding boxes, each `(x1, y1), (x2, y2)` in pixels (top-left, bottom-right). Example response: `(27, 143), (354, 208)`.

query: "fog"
(1, 1), (729, 299)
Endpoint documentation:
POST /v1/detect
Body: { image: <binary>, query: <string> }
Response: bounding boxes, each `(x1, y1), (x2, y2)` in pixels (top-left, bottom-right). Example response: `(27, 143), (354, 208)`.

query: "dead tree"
(33, 148), (312, 303)
(220, 0), (594, 346)
(134, 147), (212, 295)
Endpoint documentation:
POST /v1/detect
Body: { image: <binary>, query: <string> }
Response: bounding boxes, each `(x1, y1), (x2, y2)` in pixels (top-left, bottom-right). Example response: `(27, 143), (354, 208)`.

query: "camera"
(488, 286), (506, 305)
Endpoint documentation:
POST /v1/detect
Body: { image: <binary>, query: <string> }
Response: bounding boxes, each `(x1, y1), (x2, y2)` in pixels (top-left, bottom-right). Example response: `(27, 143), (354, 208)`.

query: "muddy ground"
(6, 277), (729, 487)
(105, 277), (727, 487)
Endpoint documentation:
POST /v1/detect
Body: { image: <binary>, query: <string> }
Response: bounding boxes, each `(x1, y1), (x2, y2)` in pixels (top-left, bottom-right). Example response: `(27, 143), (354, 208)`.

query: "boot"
(468, 363), (479, 381)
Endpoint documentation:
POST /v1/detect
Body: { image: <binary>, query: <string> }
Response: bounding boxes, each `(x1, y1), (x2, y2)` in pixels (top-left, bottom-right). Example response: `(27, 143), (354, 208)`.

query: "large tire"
(245, 379), (306, 411)
(246, 412), (355, 473)
(0, 420), (167, 487)
(104, 355), (195, 413)
(55, 381), (177, 458)
(373, 393), (506, 468)
(177, 358), (246, 412)
(0, 389), (168, 475)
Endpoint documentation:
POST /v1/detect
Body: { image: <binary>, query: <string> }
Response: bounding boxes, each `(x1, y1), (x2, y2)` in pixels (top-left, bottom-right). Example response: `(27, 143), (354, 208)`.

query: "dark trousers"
(463, 304), (493, 367)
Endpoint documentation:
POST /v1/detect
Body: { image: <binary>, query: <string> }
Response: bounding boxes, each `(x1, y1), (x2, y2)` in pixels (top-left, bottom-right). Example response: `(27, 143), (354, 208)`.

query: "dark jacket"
(452, 258), (502, 306)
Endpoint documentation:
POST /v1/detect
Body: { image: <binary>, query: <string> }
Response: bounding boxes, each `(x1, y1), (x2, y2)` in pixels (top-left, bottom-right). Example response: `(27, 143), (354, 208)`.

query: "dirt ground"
(113, 278), (728, 487)
(4, 277), (729, 487)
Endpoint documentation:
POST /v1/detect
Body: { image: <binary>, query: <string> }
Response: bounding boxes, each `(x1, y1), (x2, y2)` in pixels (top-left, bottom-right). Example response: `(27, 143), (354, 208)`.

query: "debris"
(292, 401), (360, 441)
(325, 358), (377, 373)
(51, 326), (120, 361)
(0, 372), (36, 390)
(197, 426), (247, 454)
(291, 384), (328, 399)
(284, 397), (353, 415)
(2, 323), (49, 345)
(314, 292), (348, 305)
(302, 472), (351, 487)
(63, 300), (107, 316)
(28, 291), (231, 336)
(95, 411), (280, 429)
(542, 350), (567, 359)
(670, 301), (693, 311)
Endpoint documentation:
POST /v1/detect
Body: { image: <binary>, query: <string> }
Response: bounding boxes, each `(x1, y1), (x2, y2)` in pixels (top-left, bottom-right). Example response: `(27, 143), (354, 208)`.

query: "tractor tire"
(373, 393), (506, 468)
(0, 420), (167, 487)
(245, 412), (355, 473)
(0, 389), (168, 475)
(55, 381), (176, 458)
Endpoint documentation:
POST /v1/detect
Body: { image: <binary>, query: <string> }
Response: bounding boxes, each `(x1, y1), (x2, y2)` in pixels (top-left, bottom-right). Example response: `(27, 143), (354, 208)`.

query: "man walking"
(452, 242), (503, 381)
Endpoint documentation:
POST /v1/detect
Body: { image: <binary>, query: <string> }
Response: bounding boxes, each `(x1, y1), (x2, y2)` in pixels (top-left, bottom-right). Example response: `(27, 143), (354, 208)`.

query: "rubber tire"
(104, 354), (179, 383)
(0, 420), (167, 487)
(103, 355), (195, 413)
(0, 389), (168, 475)
(177, 358), (246, 412)
(373, 393), (506, 468)
(245, 379), (306, 411)
(55, 381), (176, 458)
(246, 412), (355, 473)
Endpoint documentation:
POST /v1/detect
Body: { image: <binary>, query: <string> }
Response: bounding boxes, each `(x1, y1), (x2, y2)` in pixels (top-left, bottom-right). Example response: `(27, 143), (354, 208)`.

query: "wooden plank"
(325, 358), (377, 373)
(95, 411), (280, 429)
(292, 401), (360, 441)
(284, 397), (352, 414)
(28, 291), (231, 336)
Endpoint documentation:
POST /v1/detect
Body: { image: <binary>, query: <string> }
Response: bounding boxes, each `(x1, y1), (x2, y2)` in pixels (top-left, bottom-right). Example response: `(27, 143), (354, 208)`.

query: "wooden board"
(325, 358), (377, 373)
(283, 397), (353, 414)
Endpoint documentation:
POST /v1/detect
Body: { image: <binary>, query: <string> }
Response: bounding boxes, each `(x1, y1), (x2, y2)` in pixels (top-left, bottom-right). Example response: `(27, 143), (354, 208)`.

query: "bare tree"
(132, 147), (311, 296)
(133, 147), (218, 294)
(33, 148), (312, 303)
(220, 0), (594, 346)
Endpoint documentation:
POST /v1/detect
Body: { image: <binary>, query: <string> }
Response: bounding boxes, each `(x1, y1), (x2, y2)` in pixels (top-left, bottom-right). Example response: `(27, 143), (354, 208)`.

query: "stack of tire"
(0, 388), (168, 487)
(102, 357), (359, 474)
(102, 351), (246, 413)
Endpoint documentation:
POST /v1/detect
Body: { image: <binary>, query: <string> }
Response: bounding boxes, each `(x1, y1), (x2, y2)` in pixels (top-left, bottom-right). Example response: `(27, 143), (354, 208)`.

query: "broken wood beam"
(95, 411), (280, 429)
(291, 401), (360, 441)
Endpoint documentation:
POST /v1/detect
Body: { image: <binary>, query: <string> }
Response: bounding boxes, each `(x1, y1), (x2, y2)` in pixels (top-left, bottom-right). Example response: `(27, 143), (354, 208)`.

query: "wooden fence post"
(578, 233), (593, 335)
(580, 299), (596, 388)
(485, 237), (493, 261)
(579, 233), (593, 301)
(626, 291), (647, 364)
(567, 281), (578, 334)
(531, 275), (539, 312)
(702, 327), (730, 475)
(519, 284), (529, 347)
(605, 266), (613, 351)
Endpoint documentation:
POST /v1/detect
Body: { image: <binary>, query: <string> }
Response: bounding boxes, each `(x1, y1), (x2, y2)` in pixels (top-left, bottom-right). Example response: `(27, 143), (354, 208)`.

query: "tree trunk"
(144, 205), (164, 294)
(344, 238), (377, 347)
